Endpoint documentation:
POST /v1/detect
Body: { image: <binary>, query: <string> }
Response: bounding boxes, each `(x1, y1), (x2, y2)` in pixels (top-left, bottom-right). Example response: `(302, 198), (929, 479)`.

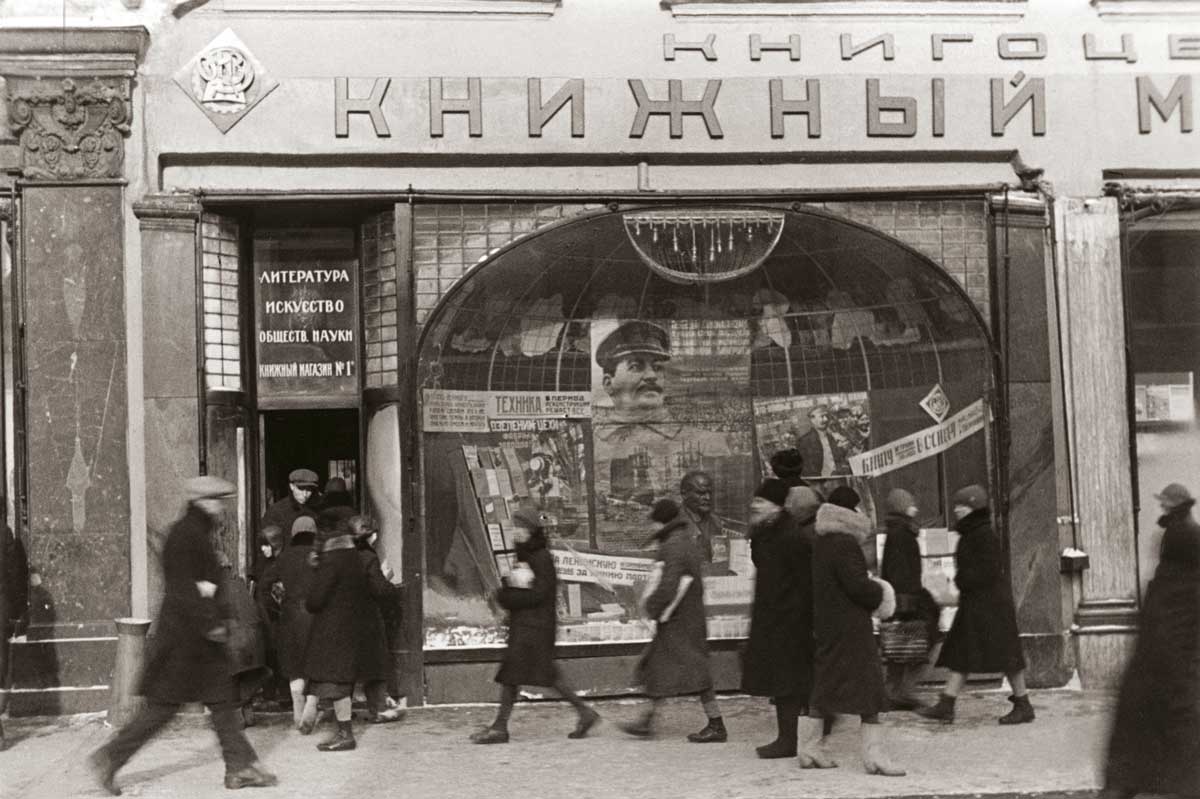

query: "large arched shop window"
(418, 205), (995, 648)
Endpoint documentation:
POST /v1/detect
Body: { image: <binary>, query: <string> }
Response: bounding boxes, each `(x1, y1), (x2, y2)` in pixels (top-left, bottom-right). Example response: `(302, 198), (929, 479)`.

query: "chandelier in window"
(623, 208), (785, 284)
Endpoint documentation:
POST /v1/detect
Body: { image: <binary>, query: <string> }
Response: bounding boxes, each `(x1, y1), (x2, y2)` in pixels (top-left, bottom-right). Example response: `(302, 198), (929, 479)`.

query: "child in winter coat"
(470, 509), (599, 744)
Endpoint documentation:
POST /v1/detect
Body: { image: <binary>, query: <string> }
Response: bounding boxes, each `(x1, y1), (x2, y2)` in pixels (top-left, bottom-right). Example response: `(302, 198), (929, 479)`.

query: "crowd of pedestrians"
(76, 450), (1200, 796)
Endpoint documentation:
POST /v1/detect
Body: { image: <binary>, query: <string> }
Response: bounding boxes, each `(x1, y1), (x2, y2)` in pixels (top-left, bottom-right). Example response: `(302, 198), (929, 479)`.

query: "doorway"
(261, 409), (361, 512)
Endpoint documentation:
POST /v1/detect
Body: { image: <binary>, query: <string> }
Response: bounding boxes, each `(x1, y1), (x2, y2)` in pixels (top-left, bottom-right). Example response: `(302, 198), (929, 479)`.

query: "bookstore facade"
(1, 0), (1198, 710)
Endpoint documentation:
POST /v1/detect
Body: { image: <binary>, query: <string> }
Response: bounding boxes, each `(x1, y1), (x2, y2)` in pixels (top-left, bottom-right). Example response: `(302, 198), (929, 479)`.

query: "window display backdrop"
(418, 206), (994, 648)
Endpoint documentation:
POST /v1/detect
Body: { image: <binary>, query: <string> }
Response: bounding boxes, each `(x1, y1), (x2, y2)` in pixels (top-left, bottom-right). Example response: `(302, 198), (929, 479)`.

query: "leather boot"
(469, 725), (510, 744)
(756, 701), (798, 759)
(687, 716), (727, 743)
(917, 693), (956, 723)
(796, 716), (838, 769)
(567, 707), (600, 739)
(861, 723), (906, 777)
(998, 694), (1035, 725)
(87, 749), (121, 796)
(224, 763), (279, 789)
(316, 721), (356, 751)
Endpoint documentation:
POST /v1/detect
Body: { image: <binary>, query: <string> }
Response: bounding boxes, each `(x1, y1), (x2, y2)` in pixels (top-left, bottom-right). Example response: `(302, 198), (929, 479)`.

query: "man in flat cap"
(596, 320), (672, 425)
(89, 476), (277, 793)
(260, 468), (319, 550)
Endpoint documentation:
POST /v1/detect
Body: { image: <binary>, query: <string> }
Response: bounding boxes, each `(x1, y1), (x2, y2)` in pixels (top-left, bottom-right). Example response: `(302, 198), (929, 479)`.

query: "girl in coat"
(351, 514), (405, 724)
(300, 507), (370, 752)
(741, 479), (816, 759)
(802, 494), (905, 777)
(1102, 482), (1200, 799)
(918, 485), (1033, 725)
(470, 509), (599, 743)
(277, 516), (318, 728)
(619, 499), (726, 743)
(879, 488), (939, 711)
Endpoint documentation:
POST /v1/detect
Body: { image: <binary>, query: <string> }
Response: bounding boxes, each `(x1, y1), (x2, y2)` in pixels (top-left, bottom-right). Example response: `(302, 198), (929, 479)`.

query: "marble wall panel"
(141, 224), (199, 398)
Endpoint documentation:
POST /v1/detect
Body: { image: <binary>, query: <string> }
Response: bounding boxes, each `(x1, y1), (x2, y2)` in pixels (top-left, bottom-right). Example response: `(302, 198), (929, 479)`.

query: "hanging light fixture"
(623, 208), (785, 284)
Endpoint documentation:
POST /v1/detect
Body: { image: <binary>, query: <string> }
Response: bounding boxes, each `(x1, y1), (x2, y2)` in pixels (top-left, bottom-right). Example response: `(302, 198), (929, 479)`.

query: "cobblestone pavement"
(1, 689), (1113, 799)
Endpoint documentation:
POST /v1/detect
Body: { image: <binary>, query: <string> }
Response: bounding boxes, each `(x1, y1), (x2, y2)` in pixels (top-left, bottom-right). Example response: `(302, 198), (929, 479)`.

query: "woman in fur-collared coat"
(800, 495), (904, 777)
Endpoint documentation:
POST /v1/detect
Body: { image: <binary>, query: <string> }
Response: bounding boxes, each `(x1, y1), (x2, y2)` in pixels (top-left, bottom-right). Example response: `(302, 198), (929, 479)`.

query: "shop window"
(418, 204), (994, 649)
(201, 213), (243, 392)
(1123, 208), (1200, 593)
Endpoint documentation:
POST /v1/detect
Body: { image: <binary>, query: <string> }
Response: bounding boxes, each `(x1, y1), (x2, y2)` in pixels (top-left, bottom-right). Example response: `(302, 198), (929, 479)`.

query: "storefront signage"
(423, 388), (592, 433)
(551, 548), (656, 588)
(850, 398), (987, 478)
(254, 244), (358, 402)
(327, 34), (1200, 141)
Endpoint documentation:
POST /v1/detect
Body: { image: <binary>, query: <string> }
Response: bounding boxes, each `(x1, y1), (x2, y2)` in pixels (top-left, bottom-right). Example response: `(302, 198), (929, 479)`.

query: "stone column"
(1, 27), (146, 714)
(1057, 197), (1139, 688)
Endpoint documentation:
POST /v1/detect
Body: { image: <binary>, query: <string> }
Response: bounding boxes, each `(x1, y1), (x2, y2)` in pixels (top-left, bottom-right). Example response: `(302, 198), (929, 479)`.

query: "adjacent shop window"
(1124, 209), (1200, 592)
(201, 213), (243, 392)
(418, 204), (994, 648)
(361, 212), (400, 388)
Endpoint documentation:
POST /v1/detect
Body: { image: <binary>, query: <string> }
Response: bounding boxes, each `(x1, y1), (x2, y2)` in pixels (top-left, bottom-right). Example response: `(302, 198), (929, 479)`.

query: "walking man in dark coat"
(469, 509), (599, 743)
(741, 480), (817, 759)
(1103, 482), (1200, 799)
(88, 476), (277, 794)
(919, 484), (1034, 725)
(260, 468), (319, 549)
(620, 500), (726, 743)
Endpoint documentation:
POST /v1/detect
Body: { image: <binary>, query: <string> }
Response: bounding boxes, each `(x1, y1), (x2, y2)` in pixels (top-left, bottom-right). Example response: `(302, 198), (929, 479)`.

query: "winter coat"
(635, 518), (712, 698)
(260, 496), (316, 549)
(356, 542), (398, 684)
(809, 503), (885, 716)
(881, 513), (939, 628)
(494, 537), (560, 687)
(275, 532), (317, 681)
(140, 505), (236, 705)
(303, 537), (369, 684)
(936, 508), (1026, 674)
(1105, 502), (1200, 796)
(741, 509), (815, 700)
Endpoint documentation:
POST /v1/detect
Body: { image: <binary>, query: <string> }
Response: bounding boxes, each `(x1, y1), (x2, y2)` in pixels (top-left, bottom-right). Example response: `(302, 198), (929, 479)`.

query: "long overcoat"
(303, 537), (369, 685)
(741, 508), (815, 700)
(881, 512), (939, 634)
(140, 505), (236, 705)
(357, 541), (398, 684)
(1105, 502), (1200, 796)
(809, 503), (885, 716)
(494, 537), (560, 687)
(275, 531), (317, 681)
(936, 508), (1026, 674)
(636, 518), (712, 698)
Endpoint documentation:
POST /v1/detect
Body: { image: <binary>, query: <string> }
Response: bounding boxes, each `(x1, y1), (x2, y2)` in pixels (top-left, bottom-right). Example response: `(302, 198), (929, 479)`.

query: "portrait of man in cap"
(594, 320), (673, 424)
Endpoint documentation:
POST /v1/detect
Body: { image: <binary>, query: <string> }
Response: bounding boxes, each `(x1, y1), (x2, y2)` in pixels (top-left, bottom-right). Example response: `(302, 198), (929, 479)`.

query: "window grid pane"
(362, 211), (398, 388)
(200, 213), (242, 392)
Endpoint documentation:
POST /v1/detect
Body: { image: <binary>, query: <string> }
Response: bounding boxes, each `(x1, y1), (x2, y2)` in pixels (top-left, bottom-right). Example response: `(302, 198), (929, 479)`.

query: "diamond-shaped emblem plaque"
(919, 383), (952, 424)
(174, 29), (278, 134)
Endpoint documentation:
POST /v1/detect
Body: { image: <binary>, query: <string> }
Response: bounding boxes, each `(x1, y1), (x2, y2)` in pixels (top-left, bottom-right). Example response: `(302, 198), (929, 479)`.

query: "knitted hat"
(786, 486), (823, 520)
(951, 484), (989, 511)
(290, 516), (317, 537)
(650, 498), (680, 524)
(886, 488), (917, 516)
(828, 485), (861, 510)
(753, 478), (790, 508)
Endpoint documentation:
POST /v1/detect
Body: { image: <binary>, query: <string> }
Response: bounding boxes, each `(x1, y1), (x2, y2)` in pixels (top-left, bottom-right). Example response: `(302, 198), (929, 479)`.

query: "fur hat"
(885, 488), (918, 517)
(828, 485), (861, 510)
(951, 484), (989, 511)
(769, 448), (805, 484)
(815, 503), (873, 544)
(753, 478), (790, 508)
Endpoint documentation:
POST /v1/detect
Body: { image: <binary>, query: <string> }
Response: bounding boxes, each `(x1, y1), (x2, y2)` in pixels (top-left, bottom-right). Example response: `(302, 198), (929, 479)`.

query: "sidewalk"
(1, 689), (1112, 799)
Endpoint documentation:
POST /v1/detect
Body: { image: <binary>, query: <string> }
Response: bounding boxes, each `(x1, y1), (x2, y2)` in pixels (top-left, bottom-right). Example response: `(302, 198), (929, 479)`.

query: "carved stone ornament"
(6, 77), (131, 180)
(174, 29), (278, 134)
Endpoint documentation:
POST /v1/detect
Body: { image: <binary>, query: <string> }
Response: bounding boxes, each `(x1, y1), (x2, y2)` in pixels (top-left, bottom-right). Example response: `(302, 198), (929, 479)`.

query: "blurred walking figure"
(804, 495), (904, 777)
(277, 516), (318, 728)
(620, 499), (726, 743)
(918, 485), (1034, 725)
(469, 509), (599, 743)
(351, 514), (405, 724)
(1102, 483), (1200, 799)
(300, 507), (369, 752)
(879, 489), (939, 711)
(741, 480), (817, 759)
(88, 476), (277, 794)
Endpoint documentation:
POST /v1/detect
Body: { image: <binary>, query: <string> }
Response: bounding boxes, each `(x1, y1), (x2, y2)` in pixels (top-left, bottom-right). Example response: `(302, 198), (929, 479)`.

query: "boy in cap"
(89, 476), (277, 793)
(918, 484), (1034, 725)
(260, 468), (320, 549)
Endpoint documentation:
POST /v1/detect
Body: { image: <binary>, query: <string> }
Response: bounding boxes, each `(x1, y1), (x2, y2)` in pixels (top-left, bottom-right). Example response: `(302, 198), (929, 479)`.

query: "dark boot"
(687, 716), (727, 743)
(917, 693), (956, 723)
(87, 749), (121, 796)
(224, 763), (279, 789)
(756, 701), (798, 759)
(316, 721), (356, 751)
(998, 694), (1035, 725)
(567, 707), (600, 740)
(469, 725), (510, 744)
(618, 710), (655, 738)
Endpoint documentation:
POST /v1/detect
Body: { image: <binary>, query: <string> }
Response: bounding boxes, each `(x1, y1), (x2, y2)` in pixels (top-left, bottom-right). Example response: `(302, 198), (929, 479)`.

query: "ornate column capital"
(5, 76), (131, 181)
